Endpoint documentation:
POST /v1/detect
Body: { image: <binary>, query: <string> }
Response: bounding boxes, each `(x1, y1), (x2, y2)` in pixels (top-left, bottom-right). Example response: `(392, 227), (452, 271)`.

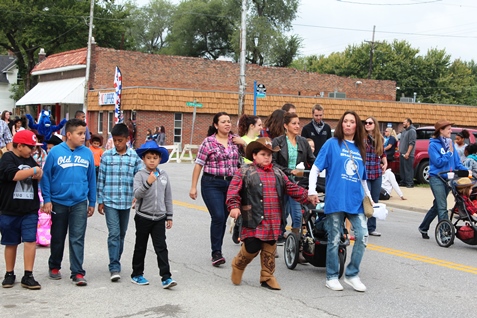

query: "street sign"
(186, 102), (203, 107)
(256, 83), (266, 98)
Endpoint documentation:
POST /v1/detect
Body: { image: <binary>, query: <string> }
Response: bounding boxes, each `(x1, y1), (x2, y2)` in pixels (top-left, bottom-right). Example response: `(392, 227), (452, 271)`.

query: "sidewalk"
(382, 185), (454, 213)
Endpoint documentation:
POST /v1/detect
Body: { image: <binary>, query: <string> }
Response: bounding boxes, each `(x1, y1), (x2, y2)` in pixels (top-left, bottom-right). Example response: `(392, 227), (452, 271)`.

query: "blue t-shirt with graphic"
(315, 138), (366, 214)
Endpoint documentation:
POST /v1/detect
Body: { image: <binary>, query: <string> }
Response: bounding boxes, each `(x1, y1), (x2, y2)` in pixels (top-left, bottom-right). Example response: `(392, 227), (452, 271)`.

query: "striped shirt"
(195, 133), (241, 177)
(97, 147), (143, 209)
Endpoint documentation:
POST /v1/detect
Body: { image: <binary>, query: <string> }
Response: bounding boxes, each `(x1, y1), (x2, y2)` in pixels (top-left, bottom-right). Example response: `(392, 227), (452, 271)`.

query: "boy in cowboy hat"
(226, 137), (318, 290)
(454, 177), (477, 221)
(130, 140), (177, 289)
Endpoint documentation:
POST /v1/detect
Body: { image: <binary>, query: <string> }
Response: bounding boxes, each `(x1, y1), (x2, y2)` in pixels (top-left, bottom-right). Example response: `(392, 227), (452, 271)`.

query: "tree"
(128, 0), (175, 53)
(0, 0), (133, 94)
(291, 40), (477, 105)
(229, 0), (301, 66)
(166, 0), (238, 59)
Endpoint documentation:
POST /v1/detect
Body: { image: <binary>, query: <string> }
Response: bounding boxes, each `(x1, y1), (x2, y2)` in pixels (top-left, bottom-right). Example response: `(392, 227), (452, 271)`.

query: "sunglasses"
(22, 144), (35, 150)
(365, 121), (374, 125)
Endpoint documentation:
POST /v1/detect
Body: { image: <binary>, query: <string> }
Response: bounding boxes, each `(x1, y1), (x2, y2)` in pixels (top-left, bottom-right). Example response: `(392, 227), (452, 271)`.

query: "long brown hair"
(238, 114), (259, 136)
(366, 116), (384, 156)
(264, 109), (285, 139)
(334, 110), (366, 159)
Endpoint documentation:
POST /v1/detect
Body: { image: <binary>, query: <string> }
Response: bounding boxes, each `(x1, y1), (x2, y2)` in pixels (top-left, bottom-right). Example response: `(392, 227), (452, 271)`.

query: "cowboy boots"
(231, 244), (259, 285)
(260, 242), (281, 290)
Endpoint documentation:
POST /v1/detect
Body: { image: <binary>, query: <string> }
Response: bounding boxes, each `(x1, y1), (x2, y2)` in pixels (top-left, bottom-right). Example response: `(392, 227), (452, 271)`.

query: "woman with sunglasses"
(364, 117), (387, 237)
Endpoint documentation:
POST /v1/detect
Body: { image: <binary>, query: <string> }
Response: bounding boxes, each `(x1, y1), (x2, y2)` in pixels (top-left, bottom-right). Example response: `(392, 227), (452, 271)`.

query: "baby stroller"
(284, 197), (350, 278)
(435, 170), (477, 247)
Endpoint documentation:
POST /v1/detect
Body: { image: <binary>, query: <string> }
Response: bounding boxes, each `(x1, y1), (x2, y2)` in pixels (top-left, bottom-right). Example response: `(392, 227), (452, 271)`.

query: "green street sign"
(186, 102), (203, 107)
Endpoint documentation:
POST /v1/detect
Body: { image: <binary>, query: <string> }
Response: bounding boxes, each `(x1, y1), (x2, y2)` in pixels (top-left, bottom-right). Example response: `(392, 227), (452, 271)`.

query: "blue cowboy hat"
(135, 140), (169, 164)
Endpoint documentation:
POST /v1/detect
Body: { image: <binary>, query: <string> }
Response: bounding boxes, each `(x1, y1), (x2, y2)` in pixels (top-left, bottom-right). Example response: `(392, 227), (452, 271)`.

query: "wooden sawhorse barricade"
(163, 144), (180, 163)
(179, 144), (199, 163)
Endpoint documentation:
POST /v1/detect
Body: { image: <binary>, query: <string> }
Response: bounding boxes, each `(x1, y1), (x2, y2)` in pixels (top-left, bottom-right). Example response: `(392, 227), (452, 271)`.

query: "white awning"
(16, 77), (85, 106)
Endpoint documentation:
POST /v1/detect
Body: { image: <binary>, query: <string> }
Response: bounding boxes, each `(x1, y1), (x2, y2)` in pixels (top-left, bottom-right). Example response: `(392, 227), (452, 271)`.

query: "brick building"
(16, 44), (477, 149)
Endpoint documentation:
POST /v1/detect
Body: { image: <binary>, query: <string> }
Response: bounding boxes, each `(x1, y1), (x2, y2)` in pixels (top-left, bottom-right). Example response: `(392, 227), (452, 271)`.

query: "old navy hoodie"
(40, 142), (96, 207)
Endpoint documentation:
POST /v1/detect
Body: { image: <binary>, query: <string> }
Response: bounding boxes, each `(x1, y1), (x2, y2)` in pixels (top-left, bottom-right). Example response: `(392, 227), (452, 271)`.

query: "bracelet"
(33, 167), (37, 175)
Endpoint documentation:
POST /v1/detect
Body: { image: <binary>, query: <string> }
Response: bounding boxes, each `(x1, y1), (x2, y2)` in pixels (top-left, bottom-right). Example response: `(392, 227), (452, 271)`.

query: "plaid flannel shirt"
(365, 136), (385, 180)
(97, 147), (143, 209)
(195, 133), (241, 177)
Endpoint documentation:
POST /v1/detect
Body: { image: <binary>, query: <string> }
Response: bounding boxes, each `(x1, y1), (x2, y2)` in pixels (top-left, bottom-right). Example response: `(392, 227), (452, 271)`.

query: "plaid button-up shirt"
(365, 136), (385, 180)
(227, 164), (308, 241)
(195, 133), (241, 177)
(0, 121), (13, 148)
(97, 147), (143, 210)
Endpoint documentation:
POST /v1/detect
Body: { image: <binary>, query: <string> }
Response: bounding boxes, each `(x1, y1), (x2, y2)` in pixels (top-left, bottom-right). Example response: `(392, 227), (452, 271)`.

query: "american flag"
(114, 66), (123, 123)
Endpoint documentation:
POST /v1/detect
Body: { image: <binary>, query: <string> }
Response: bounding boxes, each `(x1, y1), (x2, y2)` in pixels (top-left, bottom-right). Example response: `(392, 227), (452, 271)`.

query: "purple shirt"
(195, 133), (241, 177)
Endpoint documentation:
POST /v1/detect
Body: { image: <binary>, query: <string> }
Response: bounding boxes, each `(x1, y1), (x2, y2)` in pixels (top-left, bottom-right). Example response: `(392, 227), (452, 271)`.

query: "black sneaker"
(2, 273), (15, 288)
(211, 251), (226, 267)
(21, 274), (41, 290)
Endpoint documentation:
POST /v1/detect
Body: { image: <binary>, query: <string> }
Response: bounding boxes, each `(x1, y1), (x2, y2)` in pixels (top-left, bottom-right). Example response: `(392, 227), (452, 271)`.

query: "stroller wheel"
(338, 247), (347, 278)
(284, 232), (300, 270)
(435, 219), (455, 248)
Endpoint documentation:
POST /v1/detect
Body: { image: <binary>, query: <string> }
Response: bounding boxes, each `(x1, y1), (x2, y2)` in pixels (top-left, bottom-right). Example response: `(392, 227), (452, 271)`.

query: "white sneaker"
(325, 279), (343, 291)
(344, 276), (367, 292)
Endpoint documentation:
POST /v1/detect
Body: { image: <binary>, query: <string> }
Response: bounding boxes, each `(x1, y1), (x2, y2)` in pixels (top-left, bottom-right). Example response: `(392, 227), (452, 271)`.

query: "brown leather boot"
(231, 244), (259, 285)
(260, 242), (281, 290)
(291, 228), (300, 234)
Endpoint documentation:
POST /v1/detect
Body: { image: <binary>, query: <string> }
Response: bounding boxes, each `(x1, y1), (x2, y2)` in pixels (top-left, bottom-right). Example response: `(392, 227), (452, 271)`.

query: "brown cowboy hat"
(434, 119), (454, 133)
(245, 137), (280, 161)
(453, 177), (477, 189)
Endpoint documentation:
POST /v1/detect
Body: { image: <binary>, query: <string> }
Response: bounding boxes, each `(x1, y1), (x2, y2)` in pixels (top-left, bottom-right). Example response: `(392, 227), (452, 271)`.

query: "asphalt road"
(1, 162), (476, 318)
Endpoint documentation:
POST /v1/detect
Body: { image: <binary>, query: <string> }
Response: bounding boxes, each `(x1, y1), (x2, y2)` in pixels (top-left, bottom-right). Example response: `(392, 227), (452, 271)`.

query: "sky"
(130, 0), (477, 62)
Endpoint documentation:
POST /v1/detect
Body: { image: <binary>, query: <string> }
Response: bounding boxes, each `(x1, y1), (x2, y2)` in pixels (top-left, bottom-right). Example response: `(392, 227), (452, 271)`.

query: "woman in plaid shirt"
(189, 112), (246, 267)
(364, 117), (387, 236)
(226, 138), (316, 290)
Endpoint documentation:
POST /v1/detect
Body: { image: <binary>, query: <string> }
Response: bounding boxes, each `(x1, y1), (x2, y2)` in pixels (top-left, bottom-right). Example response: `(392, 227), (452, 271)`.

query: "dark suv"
(388, 126), (477, 184)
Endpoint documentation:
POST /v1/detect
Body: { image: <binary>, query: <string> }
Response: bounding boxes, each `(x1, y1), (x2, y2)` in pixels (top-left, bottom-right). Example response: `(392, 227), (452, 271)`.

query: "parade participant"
(189, 112), (245, 266)
(227, 137), (317, 290)
(301, 104), (332, 157)
(237, 114), (262, 164)
(308, 110), (370, 292)
(418, 120), (468, 239)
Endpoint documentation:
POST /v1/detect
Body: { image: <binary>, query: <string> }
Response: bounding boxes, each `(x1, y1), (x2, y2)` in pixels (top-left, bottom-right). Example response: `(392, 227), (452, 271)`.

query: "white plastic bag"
(373, 203), (388, 220)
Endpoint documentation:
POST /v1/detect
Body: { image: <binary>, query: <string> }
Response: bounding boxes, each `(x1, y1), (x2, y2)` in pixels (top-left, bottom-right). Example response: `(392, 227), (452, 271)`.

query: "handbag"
(362, 196), (375, 218)
(343, 141), (374, 218)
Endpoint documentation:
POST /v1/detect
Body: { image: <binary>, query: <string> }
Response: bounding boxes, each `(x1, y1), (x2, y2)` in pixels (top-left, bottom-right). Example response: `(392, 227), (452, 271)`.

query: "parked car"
(388, 126), (477, 184)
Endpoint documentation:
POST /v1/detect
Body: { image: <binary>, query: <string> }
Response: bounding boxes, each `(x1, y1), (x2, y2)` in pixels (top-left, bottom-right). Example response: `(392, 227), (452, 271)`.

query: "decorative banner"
(114, 66), (123, 123)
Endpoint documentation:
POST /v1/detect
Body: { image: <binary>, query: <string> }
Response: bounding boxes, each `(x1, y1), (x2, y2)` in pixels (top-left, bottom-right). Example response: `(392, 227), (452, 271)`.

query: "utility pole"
(238, 0), (247, 117)
(83, 0), (94, 114)
(365, 25), (379, 80)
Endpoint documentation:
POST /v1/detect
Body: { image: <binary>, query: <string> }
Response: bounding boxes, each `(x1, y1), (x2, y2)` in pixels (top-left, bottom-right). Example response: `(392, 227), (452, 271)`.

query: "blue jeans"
(325, 212), (368, 280)
(49, 201), (88, 278)
(104, 206), (130, 273)
(201, 175), (230, 255)
(366, 178), (382, 233)
(419, 176), (450, 233)
(285, 195), (302, 229)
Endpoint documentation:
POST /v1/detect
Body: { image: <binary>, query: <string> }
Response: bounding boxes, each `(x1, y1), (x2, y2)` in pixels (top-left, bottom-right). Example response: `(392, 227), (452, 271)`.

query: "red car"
(388, 126), (477, 184)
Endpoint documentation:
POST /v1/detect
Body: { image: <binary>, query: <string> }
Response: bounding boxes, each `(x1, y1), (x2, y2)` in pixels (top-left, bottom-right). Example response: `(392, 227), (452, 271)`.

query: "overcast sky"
(130, 0), (477, 62)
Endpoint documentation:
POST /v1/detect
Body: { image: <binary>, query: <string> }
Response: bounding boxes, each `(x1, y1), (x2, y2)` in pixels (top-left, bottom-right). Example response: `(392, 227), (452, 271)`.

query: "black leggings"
(242, 238), (275, 254)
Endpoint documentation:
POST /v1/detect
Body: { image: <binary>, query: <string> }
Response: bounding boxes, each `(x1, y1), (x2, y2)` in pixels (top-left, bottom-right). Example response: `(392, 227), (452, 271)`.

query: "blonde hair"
(386, 128), (397, 139)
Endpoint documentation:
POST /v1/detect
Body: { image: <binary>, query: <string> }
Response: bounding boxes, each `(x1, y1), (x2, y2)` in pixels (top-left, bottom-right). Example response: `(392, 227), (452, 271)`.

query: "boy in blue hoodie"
(131, 140), (176, 289)
(41, 118), (96, 286)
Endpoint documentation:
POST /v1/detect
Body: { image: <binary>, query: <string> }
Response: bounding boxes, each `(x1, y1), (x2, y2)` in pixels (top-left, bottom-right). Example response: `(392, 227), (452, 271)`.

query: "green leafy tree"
(166, 0), (238, 59)
(0, 0), (132, 93)
(128, 0), (175, 53)
(292, 40), (477, 105)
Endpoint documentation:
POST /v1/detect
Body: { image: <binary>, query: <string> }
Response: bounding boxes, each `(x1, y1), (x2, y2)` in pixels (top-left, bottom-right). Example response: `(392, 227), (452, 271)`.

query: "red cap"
(13, 130), (43, 146)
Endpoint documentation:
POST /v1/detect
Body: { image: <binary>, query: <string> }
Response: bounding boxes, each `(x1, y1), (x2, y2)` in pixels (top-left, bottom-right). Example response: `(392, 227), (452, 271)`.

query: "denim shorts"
(0, 214), (38, 245)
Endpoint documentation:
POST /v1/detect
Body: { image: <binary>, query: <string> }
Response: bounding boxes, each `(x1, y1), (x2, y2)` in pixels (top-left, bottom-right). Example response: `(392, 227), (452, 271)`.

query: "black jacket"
(301, 121), (332, 157)
(272, 135), (315, 177)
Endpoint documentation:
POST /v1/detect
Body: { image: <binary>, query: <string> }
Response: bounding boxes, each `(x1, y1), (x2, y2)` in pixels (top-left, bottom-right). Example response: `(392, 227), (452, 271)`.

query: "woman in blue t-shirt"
(308, 110), (370, 293)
